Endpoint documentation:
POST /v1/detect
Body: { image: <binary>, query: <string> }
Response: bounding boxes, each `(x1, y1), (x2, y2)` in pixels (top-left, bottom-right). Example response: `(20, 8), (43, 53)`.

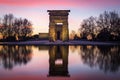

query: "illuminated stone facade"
(47, 10), (70, 41)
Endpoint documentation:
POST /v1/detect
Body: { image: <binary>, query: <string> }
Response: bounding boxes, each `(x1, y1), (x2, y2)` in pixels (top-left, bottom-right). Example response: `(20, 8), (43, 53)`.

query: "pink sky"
(0, 0), (120, 34)
(0, 0), (120, 7)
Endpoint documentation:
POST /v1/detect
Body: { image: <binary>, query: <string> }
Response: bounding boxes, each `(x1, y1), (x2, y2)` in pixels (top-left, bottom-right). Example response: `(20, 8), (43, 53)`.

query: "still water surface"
(0, 45), (120, 80)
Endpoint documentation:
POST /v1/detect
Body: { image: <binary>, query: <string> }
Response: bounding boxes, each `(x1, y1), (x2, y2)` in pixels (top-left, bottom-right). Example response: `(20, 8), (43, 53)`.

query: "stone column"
(49, 22), (56, 42)
(62, 20), (69, 41)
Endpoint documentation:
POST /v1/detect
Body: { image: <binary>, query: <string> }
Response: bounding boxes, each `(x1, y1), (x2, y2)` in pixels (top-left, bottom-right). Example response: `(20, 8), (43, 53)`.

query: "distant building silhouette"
(39, 33), (49, 40)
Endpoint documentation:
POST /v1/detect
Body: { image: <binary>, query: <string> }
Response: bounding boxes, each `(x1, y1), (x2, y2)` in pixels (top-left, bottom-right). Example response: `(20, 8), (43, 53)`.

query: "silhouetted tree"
(80, 16), (97, 40)
(3, 14), (14, 37)
(13, 18), (32, 40)
(97, 28), (112, 41)
(0, 14), (33, 41)
(79, 11), (120, 41)
(74, 34), (79, 40)
(69, 30), (76, 40)
(21, 19), (32, 37)
(97, 11), (120, 40)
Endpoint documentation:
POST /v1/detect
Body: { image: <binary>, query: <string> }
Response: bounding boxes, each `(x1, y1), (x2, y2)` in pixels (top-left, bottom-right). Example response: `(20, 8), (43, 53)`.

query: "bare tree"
(69, 30), (76, 40)
(80, 11), (120, 41)
(97, 11), (120, 40)
(21, 19), (32, 37)
(0, 14), (33, 41)
(80, 16), (97, 40)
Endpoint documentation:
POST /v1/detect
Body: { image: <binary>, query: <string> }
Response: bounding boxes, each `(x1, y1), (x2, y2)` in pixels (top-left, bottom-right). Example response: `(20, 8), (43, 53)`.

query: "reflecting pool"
(0, 45), (120, 80)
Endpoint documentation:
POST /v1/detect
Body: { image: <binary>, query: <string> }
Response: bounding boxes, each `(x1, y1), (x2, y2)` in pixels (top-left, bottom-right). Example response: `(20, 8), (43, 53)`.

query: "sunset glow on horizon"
(0, 0), (120, 34)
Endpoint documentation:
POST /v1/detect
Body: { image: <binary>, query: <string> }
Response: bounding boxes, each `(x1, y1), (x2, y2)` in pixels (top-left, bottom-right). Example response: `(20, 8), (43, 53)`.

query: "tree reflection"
(0, 46), (32, 70)
(79, 45), (120, 73)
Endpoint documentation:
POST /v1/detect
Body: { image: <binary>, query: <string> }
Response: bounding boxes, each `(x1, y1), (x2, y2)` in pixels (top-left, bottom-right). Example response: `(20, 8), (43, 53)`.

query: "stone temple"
(47, 10), (70, 42)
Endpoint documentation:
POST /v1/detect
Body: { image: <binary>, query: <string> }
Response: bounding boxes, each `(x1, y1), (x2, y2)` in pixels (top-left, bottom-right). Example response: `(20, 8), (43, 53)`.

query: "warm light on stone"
(47, 10), (70, 42)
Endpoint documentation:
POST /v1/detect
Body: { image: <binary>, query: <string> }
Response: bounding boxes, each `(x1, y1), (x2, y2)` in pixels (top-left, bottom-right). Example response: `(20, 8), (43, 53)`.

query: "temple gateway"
(47, 10), (70, 42)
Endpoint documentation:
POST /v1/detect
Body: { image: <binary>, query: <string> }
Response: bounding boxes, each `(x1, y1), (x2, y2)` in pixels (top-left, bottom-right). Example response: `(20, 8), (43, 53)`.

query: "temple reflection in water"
(0, 45), (120, 80)
(48, 46), (70, 77)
